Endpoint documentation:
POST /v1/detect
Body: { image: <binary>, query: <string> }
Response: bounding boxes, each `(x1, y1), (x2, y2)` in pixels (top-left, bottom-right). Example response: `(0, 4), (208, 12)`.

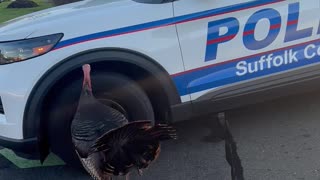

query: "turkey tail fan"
(89, 120), (177, 175)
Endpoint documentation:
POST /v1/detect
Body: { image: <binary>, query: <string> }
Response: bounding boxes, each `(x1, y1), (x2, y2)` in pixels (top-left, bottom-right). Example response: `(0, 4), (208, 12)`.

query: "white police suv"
(0, 0), (319, 163)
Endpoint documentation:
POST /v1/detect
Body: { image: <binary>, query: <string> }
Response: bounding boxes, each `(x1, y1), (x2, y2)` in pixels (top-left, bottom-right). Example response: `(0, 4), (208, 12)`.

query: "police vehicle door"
(173, 0), (320, 101)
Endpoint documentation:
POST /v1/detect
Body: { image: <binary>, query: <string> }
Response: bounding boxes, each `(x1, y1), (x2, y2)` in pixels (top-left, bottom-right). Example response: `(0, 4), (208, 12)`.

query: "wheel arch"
(23, 48), (181, 155)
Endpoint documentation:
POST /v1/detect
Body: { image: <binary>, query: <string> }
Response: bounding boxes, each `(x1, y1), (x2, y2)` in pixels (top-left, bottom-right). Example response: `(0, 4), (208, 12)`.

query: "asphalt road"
(2, 90), (320, 180)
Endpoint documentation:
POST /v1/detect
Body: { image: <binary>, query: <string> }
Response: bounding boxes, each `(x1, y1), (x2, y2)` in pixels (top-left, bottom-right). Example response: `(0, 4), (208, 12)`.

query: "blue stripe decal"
(172, 39), (320, 96)
(54, 0), (283, 49)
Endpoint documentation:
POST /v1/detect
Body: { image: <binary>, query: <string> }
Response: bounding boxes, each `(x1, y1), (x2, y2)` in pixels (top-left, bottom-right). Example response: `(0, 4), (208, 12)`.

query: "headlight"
(0, 33), (63, 65)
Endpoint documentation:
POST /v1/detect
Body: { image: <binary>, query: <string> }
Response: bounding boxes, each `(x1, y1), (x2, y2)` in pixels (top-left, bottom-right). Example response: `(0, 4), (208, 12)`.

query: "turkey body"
(71, 92), (128, 180)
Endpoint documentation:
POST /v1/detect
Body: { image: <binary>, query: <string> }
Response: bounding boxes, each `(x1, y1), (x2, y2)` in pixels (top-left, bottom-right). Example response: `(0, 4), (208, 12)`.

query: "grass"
(0, 148), (65, 168)
(0, 0), (53, 23)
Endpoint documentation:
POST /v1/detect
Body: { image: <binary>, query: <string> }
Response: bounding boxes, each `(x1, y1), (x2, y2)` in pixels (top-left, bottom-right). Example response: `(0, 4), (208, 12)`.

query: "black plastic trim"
(0, 136), (38, 153)
(0, 97), (3, 114)
(187, 73), (320, 122)
(133, 0), (174, 4)
(171, 101), (193, 122)
(23, 48), (181, 139)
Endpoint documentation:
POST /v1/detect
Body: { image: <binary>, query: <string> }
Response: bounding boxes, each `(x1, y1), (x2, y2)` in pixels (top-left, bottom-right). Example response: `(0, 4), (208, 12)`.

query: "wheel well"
(42, 60), (174, 126)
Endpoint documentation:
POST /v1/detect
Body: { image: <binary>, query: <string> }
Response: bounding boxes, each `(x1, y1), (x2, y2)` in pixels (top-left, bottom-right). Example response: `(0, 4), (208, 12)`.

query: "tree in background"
(7, 0), (39, 8)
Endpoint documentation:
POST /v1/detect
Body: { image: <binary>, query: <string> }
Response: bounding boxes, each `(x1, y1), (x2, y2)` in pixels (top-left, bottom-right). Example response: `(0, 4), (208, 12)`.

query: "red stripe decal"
(243, 23), (281, 36)
(287, 20), (298, 26)
(176, 0), (285, 25)
(171, 39), (320, 77)
(207, 35), (236, 45)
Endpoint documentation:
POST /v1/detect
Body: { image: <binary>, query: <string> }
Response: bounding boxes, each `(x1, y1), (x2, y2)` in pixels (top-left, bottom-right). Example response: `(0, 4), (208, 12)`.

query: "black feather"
(89, 120), (177, 175)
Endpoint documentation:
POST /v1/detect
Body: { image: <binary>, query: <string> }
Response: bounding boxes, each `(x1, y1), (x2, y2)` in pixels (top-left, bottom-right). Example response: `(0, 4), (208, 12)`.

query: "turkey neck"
(82, 64), (92, 92)
(78, 63), (95, 109)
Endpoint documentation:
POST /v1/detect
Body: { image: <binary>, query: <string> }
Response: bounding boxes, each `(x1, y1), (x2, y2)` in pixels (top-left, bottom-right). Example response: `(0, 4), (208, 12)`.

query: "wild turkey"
(71, 64), (177, 180)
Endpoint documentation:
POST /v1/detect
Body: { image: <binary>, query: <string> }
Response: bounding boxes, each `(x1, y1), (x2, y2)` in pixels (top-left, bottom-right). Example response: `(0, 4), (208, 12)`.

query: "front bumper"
(0, 50), (63, 140)
(0, 59), (44, 155)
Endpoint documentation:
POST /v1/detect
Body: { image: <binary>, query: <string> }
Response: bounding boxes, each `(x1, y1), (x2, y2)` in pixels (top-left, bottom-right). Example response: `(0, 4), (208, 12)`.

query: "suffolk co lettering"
(205, 2), (320, 62)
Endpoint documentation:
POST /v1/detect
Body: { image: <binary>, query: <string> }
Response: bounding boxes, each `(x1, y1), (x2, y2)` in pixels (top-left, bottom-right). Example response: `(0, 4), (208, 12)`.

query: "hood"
(0, 0), (127, 41)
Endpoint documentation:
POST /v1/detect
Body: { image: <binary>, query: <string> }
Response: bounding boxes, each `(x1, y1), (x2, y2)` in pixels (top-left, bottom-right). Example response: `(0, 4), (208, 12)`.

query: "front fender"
(23, 48), (181, 157)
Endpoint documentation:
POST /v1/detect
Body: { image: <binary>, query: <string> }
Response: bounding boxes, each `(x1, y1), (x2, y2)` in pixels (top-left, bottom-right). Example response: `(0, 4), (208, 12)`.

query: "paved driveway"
(1, 90), (320, 180)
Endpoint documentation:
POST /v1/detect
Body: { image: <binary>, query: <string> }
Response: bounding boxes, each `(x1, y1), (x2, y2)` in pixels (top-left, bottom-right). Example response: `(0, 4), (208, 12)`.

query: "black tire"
(46, 72), (155, 165)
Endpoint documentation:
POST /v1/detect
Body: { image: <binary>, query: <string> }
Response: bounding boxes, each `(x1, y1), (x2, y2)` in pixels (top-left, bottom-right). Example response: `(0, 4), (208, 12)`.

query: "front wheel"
(47, 72), (155, 165)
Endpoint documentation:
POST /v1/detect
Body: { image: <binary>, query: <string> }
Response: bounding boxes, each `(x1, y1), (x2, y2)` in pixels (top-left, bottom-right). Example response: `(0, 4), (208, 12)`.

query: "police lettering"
(304, 44), (320, 59)
(236, 50), (298, 76)
(205, 2), (319, 62)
